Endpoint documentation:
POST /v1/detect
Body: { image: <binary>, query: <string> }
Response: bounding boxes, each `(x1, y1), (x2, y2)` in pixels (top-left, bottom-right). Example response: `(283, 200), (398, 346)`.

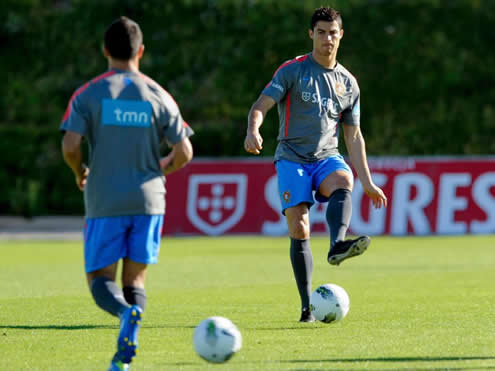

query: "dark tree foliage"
(1, 0), (494, 215)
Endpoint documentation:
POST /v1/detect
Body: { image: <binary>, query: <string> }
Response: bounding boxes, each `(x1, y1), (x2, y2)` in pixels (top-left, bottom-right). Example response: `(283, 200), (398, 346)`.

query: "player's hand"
(75, 164), (89, 191)
(363, 183), (387, 209)
(244, 131), (263, 155)
(160, 154), (173, 174)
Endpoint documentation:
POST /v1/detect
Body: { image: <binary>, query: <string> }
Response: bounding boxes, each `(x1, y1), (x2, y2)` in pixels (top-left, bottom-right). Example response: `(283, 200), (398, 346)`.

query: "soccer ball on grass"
(310, 283), (350, 323)
(193, 316), (242, 363)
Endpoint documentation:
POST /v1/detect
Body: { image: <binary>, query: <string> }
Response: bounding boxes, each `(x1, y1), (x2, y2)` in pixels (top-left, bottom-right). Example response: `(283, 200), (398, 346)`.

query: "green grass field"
(0, 235), (494, 370)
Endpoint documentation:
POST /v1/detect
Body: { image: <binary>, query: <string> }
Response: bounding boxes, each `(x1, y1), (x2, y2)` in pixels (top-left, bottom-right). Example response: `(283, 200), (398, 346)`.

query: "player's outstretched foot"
(299, 308), (315, 323)
(108, 355), (129, 371)
(327, 236), (371, 266)
(116, 305), (143, 365)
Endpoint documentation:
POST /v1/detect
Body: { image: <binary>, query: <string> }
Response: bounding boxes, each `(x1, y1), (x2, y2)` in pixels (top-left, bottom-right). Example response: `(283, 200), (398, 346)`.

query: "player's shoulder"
(136, 72), (162, 92)
(71, 70), (117, 99)
(335, 63), (359, 86)
(138, 73), (181, 112)
(87, 70), (119, 89)
(138, 73), (173, 98)
(274, 53), (310, 75)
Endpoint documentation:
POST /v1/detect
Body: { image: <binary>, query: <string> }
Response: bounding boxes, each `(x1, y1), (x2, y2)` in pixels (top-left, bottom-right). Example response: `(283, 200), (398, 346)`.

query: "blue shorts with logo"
(275, 156), (352, 214)
(83, 215), (164, 273)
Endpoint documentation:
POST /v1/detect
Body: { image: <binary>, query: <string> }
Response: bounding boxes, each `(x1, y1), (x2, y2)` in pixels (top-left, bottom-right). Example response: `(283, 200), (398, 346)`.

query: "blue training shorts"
(275, 156), (352, 214)
(83, 215), (164, 273)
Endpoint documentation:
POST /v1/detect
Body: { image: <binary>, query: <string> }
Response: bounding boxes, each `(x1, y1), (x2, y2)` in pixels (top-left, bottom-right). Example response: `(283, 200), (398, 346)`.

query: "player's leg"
(276, 160), (315, 322)
(84, 217), (131, 318)
(87, 264), (130, 318)
(84, 217), (135, 371)
(110, 214), (163, 367)
(315, 156), (370, 265)
(122, 259), (147, 310)
(123, 214), (163, 312)
(111, 259), (146, 366)
(285, 204), (315, 322)
(318, 169), (354, 246)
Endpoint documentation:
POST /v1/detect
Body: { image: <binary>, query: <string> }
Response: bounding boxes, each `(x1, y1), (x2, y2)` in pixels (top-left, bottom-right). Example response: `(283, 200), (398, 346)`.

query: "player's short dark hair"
(310, 7), (343, 31)
(104, 16), (143, 60)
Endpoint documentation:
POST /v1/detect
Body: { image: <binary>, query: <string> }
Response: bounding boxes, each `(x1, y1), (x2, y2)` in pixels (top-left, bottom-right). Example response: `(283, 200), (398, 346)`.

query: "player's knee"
(86, 266), (117, 287)
(289, 219), (310, 239)
(328, 177), (353, 196)
(337, 173), (354, 190)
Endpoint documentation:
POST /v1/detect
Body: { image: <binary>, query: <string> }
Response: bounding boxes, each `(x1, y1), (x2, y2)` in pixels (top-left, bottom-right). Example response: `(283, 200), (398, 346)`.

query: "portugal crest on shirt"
(335, 82), (346, 97)
(301, 91), (311, 102)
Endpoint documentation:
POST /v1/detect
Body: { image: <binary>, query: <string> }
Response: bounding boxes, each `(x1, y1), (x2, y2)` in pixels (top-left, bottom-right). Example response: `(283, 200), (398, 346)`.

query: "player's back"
(63, 69), (172, 218)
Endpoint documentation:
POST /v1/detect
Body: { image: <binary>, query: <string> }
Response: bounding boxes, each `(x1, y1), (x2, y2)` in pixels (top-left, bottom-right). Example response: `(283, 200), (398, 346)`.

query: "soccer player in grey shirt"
(244, 7), (387, 322)
(61, 17), (193, 370)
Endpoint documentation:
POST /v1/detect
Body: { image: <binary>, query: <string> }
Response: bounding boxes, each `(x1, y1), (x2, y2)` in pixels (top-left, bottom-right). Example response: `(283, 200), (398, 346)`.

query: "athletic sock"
(90, 277), (129, 317)
(290, 238), (313, 310)
(326, 188), (352, 248)
(123, 286), (147, 312)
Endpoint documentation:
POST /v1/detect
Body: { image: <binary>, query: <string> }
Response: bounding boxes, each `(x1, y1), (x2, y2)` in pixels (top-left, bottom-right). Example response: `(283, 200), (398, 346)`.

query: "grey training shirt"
(262, 53), (360, 163)
(60, 69), (193, 218)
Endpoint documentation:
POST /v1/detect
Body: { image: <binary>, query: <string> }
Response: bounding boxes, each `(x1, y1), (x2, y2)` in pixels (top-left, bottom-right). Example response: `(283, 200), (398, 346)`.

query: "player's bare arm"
(245, 94), (276, 155)
(342, 124), (387, 209)
(62, 130), (89, 191)
(160, 137), (193, 175)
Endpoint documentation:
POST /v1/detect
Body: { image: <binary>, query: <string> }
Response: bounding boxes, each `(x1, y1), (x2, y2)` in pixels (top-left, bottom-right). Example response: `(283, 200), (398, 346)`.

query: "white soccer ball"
(310, 283), (350, 323)
(193, 316), (242, 363)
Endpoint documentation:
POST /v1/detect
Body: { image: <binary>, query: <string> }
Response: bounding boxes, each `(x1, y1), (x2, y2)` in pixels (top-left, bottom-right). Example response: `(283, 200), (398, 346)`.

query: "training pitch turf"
(0, 235), (494, 370)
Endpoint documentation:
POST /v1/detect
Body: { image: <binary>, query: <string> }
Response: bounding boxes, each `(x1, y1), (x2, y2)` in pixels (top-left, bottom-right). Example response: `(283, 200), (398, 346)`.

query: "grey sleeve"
(341, 82), (360, 126)
(159, 98), (194, 146)
(261, 63), (294, 103)
(60, 92), (88, 135)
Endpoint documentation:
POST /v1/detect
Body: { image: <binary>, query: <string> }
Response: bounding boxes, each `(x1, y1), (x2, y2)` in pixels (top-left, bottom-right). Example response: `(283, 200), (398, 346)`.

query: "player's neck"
(311, 51), (337, 69)
(108, 58), (140, 73)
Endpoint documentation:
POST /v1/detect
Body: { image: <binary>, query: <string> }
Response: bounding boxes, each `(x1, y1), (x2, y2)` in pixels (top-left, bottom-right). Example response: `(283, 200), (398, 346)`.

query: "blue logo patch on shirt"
(123, 77), (133, 86)
(101, 99), (152, 127)
(352, 103), (360, 117)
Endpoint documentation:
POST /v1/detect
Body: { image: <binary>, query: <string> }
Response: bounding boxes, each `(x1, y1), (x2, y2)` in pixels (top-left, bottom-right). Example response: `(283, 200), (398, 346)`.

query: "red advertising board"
(163, 157), (495, 236)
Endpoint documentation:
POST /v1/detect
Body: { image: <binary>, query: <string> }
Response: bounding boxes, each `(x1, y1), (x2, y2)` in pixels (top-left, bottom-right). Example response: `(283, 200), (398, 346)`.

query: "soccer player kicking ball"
(61, 17), (193, 370)
(244, 7), (387, 323)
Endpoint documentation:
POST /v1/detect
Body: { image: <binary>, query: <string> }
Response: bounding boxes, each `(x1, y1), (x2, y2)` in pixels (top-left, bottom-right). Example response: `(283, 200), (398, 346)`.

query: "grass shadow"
(154, 356), (495, 370)
(0, 323), (197, 331)
(289, 367), (495, 371)
(0, 324), (116, 330)
(281, 356), (495, 370)
(251, 326), (322, 331)
(282, 356), (495, 363)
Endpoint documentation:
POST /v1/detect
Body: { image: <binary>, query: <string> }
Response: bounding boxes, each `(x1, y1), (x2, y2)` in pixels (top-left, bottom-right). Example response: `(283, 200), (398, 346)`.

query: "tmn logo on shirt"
(102, 99), (152, 127)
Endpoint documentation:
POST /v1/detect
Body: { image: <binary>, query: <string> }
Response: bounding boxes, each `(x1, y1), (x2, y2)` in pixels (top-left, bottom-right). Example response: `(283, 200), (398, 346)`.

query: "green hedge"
(0, 127), (83, 216)
(2, 0), (495, 215)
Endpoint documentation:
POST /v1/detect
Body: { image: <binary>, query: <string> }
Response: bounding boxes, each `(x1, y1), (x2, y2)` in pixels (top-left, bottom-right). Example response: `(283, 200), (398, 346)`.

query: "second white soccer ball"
(310, 283), (350, 323)
(193, 316), (242, 363)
